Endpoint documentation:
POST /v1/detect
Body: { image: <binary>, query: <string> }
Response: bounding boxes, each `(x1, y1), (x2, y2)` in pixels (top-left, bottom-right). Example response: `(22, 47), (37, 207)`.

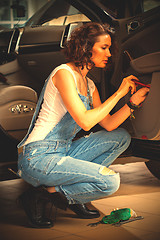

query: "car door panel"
(129, 52), (160, 140)
(130, 52), (160, 74)
(17, 25), (66, 94)
(18, 25), (65, 51)
(110, 5), (160, 140)
(111, 6), (160, 82)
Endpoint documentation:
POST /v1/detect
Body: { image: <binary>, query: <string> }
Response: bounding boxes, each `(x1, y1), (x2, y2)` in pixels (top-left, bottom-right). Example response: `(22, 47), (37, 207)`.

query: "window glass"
(92, 0), (142, 19)
(12, 0), (28, 21)
(0, 24), (11, 29)
(0, 0), (11, 21)
(143, 0), (160, 11)
(42, 1), (90, 26)
(93, 0), (160, 18)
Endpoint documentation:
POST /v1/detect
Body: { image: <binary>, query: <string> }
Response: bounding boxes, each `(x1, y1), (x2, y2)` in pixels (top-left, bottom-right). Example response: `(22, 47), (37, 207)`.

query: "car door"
(108, 0), (160, 141)
(16, 0), (93, 95)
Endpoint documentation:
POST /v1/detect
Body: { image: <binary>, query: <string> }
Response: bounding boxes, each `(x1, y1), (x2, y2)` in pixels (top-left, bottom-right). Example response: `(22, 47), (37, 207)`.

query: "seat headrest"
(0, 85), (38, 105)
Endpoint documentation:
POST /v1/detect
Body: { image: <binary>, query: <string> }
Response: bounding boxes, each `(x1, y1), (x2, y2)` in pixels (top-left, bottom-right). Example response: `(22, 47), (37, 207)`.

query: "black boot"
(19, 187), (54, 228)
(68, 204), (100, 219)
(46, 191), (100, 219)
(48, 192), (69, 210)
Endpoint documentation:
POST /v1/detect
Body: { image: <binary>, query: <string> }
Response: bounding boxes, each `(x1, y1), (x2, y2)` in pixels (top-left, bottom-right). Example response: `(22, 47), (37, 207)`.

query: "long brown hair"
(63, 22), (116, 70)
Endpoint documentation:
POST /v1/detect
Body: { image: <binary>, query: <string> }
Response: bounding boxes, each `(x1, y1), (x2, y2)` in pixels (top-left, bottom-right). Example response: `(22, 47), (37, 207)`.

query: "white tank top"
(24, 64), (95, 145)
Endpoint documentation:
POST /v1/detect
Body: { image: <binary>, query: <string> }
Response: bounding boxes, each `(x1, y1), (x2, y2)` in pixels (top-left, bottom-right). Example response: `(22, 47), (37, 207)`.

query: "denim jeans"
(17, 71), (131, 204)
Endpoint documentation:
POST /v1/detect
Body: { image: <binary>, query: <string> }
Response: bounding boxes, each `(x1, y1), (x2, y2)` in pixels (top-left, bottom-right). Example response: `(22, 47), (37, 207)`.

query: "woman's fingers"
(125, 75), (137, 94)
(118, 75), (141, 98)
(130, 87), (150, 105)
(130, 81), (136, 94)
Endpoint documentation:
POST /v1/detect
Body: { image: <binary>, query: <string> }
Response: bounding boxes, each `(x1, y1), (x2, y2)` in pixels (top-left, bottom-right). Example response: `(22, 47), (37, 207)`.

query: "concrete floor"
(0, 161), (160, 240)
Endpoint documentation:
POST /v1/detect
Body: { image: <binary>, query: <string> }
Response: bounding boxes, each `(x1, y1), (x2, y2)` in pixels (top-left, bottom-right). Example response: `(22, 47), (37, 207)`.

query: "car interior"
(0, 0), (160, 172)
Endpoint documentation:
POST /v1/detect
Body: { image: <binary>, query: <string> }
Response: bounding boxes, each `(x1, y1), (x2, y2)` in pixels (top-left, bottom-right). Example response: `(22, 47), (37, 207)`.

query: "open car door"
(108, 1), (160, 176)
(109, 1), (160, 141)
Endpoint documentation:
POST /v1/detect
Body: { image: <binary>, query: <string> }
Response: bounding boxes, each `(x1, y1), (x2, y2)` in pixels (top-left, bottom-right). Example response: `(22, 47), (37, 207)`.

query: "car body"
(0, 0), (160, 180)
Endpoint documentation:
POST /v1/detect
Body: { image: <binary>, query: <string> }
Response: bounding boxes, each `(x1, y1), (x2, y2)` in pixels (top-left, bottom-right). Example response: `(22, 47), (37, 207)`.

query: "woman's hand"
(130, 87), (150, 105)
(117, 75), (138, 97)
(117, 75), (150, 105)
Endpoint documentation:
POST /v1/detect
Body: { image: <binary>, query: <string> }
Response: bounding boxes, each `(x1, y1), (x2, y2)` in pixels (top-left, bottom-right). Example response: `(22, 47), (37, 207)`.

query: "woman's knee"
(98, 170), (120, 197)
(106, 172), (120, 195)
(111, 173), (120, 194)
(106, 173), (120, 196)
(99, 128), (131, 144)
(103, 128), (131, 152)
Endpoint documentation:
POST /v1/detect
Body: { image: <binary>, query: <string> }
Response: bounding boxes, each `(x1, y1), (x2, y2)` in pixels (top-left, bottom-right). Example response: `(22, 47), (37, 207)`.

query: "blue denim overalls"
(17, 64), (131, 204)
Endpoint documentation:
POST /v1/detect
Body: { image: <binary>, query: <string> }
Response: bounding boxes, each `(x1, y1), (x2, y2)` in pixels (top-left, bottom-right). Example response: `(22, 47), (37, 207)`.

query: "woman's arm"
(53, 69), (146, 131)
(93, 85), (150, 131)
(53, 69), (121, 131)
(92, 86), (130, 131)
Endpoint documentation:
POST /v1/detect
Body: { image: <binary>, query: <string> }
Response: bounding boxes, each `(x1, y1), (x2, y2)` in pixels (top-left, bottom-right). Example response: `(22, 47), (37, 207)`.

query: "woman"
(17, 22), (149, 228)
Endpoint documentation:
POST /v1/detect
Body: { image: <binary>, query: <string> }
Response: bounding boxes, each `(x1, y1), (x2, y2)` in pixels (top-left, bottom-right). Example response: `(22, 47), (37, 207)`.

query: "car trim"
(18, 42), (61, 54)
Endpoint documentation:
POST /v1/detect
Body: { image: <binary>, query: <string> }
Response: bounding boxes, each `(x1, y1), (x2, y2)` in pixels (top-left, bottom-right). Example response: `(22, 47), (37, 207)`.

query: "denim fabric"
(17, 74), (131, 204)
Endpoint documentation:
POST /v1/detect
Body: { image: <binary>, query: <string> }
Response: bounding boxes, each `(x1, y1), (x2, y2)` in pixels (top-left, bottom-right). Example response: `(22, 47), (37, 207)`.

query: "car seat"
(0, 85), (37, 141)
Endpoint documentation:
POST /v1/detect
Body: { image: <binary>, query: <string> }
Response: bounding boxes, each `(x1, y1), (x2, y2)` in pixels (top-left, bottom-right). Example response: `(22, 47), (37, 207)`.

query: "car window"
(93, 0), (143, 19)
(143, 0), (160, 11)
(93, 0), (160, 18)
(42, 2), (90, 26)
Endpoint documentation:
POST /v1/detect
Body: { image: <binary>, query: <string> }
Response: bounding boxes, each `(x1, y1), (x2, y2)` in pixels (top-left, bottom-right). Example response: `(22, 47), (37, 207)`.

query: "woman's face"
(91, 34), (112, 68)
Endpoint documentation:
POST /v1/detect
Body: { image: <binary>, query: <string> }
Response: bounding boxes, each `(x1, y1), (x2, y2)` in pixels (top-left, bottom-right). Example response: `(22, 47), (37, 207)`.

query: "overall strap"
(17, 64), (79, 148)
(17, 75), (50, 148)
